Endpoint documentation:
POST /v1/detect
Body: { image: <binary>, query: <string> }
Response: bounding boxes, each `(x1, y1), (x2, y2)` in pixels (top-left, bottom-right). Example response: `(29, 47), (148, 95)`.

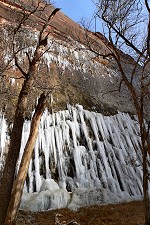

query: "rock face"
(0, 0), (139, 121)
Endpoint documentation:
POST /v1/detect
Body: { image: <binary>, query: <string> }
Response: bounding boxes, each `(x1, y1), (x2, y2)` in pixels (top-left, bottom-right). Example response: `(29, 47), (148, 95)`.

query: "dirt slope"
(17, 201), (144, 225)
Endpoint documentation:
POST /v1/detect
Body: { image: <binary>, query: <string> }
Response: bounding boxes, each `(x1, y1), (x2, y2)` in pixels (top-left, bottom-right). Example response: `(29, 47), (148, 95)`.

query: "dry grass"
(17, 201), (145, 225)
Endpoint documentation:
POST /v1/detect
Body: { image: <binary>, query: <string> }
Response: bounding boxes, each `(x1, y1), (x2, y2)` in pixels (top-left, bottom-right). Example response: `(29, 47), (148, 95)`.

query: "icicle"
(0, 105), (145, 204)
(0, 114), (7, 157)
(34, 137), (42, 192)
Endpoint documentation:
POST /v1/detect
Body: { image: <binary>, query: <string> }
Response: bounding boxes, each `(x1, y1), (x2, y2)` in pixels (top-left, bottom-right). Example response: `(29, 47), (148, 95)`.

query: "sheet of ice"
(21, 179), (142, 212)
(21, 188), (71, 211)
(0, 105), (144, 204)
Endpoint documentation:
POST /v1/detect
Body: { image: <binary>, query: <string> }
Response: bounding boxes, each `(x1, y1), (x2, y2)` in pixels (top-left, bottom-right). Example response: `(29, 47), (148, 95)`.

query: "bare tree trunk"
(143, 149), (150, 225)
(142, 140), (150, 225)
(0, 78), (34, 225)
(4, 93), (47, 225)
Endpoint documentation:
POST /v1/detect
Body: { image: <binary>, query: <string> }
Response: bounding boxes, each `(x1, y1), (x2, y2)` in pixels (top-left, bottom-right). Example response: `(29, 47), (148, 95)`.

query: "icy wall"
(2, 29), (117, 81)
(0, 105), (143, 201)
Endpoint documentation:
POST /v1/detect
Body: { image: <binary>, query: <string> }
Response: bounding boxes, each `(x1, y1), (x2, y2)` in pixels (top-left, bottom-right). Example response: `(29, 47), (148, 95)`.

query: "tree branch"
(14, 56), (27, 78)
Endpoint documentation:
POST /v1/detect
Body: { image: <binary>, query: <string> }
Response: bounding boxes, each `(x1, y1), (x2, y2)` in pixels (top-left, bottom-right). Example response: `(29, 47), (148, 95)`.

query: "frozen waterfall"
(0, 105), (144, 210)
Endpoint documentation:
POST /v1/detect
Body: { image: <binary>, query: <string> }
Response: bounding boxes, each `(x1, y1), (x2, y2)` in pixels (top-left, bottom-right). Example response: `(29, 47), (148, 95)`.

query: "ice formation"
(2, 29), (117, 81)
(0, 113), (7, 157)
(0, 113), (9, 171)
(0, 105), (144, 211)
(21, 179), (71, 211)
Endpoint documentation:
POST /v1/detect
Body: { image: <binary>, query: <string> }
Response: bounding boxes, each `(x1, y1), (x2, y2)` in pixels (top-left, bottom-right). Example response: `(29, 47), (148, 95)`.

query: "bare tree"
(0, 1), (60, 224)
(4, 93), (48, 225)
(92, 0), (150, 224)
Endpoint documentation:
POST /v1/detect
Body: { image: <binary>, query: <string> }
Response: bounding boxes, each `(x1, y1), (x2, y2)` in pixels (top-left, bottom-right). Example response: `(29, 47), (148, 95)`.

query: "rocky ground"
(16, 201), (145, 225)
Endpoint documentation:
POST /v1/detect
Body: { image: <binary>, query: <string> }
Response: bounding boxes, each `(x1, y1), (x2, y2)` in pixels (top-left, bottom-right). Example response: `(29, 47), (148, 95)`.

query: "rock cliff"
(0, 0), (139, 121)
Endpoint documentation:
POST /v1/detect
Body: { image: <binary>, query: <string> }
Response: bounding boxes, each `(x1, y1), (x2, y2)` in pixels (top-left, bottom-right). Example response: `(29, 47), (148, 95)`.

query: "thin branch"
(119, 78), (124, 92)
(130, 55), (141, 84)
(25, 52), (32, 66)
(14, 56), (27, 78)
(101, 14), (143, 55)
(38, 8), (60, 44)
(145, 0), (150, 13)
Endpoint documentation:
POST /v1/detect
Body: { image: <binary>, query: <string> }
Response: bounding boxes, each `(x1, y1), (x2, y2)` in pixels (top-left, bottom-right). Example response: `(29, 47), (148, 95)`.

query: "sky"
(53, 0), (97, 30)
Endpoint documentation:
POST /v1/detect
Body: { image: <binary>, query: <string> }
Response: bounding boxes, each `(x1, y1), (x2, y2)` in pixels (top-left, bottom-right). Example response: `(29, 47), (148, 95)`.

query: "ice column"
(0, 105), (144, 200)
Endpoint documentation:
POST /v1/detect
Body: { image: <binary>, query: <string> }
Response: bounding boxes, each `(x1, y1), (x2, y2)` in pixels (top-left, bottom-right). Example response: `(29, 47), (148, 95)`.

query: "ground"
(16, 201), (145, 225)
